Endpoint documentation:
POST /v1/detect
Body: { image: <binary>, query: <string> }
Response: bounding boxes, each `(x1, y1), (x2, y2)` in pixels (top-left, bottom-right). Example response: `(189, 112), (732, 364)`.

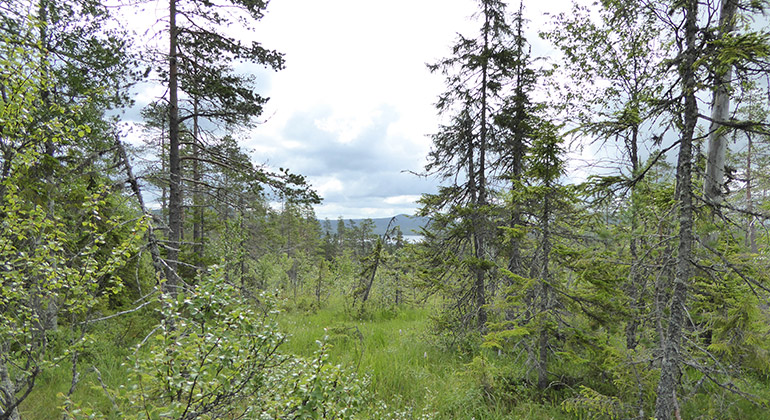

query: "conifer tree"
(493, 2), (538, 281)
(546, 0), (770, 416)
(647, 1), (770, 416)
(420, 0), (519, 332)
(160, 0), (284, 292)
(523, 121), (567, 390)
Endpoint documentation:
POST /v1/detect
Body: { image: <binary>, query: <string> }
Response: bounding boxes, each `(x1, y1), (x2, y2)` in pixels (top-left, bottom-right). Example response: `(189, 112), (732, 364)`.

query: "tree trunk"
(166, 0), (181, 294)
(360, 239), (383, 305)
(537, 188), (552, 390)
(474, 1), (492, 332)
(507, 3), (527, 280)
(654, 1), (698, 417)
(38, 0), (54, 159)
(626, 125), (643, 350)
(116, 137), (167, 285)
(316, 261), (324, 305)
(239, 195), (246, 288)
(703, 0), (738, 205)
(0, 346), (21, 420)
(193, 97), (204, 272)
(746, 135), (758, 252)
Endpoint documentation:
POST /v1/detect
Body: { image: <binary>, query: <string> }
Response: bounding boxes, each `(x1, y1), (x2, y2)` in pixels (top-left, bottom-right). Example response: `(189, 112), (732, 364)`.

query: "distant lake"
(403, 235), (424, 243)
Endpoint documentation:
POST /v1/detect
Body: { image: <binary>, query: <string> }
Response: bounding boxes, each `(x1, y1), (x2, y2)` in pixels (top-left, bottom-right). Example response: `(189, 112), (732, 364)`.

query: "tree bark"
(537, 188), (552, 390)
(360, 239), (383, 306)
(703, 0), (738, 205)
(193, 97), (204, 272)
(166, 0), (181, 294)
(116, 137), (167, 285)
(239, 195), (246, 288)
(474, 0), (492, 332)
(0, 346), (21, 420)
(654, 1), (698, 417)
(626, 125), (643, 350)
(746, 135), (758, 252)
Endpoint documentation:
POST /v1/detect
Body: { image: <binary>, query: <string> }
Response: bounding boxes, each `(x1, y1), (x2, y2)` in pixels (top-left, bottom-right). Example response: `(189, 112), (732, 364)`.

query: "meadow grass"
(22, 297), (770, 419)
(278, 300), (568, 419)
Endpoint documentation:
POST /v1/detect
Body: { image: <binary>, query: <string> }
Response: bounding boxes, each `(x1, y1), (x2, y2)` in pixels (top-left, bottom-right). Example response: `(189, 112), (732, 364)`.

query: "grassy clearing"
(278, 302), (568, 419)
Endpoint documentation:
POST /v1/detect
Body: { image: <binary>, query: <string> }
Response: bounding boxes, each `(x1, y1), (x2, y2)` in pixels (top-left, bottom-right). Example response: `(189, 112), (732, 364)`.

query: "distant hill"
(319, 214), (429, 236)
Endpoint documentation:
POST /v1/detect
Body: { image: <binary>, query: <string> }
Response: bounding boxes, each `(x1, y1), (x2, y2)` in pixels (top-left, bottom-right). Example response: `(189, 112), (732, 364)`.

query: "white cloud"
(314, 114), (374, 145)
(240, 0), (574, 219)
(315, 177), (345, 198)
(121, 0), (575, 220)
(384, 195), (423, 206)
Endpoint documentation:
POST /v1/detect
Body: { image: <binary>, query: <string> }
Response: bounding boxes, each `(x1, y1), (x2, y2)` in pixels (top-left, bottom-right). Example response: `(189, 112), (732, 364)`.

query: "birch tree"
(0, 20), (143, 417)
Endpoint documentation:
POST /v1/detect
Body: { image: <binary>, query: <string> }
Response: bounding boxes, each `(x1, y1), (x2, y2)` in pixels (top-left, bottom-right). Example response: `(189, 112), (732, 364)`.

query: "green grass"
(19, 311), (155, 419)
(22, 298), (770, 419)
(278, 301), (568, 419)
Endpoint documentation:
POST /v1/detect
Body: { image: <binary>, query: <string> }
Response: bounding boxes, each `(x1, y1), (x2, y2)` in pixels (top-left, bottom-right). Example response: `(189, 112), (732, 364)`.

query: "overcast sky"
(243, 0), (576, 220)
(127, 0), (573, 220)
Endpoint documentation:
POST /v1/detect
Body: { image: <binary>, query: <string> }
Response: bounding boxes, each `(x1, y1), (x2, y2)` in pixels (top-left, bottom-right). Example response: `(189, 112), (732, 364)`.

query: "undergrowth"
(278, 299), (568, 419)
(20, 297), (770, 419)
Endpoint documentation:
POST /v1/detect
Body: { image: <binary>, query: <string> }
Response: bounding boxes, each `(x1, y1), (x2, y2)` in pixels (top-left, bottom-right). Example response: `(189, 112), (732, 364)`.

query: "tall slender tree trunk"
(703, 0), (738, 204)
(360, 239), (383, 306)
(654, 1), (698, 417)
(166, 0), (181, 293)
(507, 69), (526, 277)
(161, 127), (167, 213)
(193, 98), (204, 272)
(38, 0), (54, 159)
(469, 142), (486, 331)
(116, 138), (167, 284)
(626, 125), (643, 350)
(746, 135), (758, 252)
(239, 195), (246, 288)
(474, 1), (492, 332)
(506, 6), (529, 330)
(316, 261), (324, 305)
(222, 174), (230, 283)
(465, 109), (484, 330)
(537, 188), (552, 390)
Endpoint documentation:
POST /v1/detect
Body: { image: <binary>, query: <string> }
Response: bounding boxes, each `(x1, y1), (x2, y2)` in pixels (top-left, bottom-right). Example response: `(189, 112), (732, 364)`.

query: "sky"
(127, 0), (573, 220)
(243, 0), (575, 220)
(245, 0), (475, 220)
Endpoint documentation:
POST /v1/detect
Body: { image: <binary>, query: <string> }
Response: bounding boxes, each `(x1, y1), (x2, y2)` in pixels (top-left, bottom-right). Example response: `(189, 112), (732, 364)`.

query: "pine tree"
(160, 0), (284, 292)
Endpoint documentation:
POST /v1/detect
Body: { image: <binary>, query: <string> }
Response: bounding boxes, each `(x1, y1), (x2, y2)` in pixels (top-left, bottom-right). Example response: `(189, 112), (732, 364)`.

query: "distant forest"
(319, 215), (430, 237)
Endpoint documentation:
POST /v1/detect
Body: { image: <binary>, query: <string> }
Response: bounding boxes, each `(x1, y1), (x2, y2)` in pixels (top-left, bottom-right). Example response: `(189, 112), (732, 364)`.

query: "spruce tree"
(420, 0), (519, 333)
(544, 0), (667, 353)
